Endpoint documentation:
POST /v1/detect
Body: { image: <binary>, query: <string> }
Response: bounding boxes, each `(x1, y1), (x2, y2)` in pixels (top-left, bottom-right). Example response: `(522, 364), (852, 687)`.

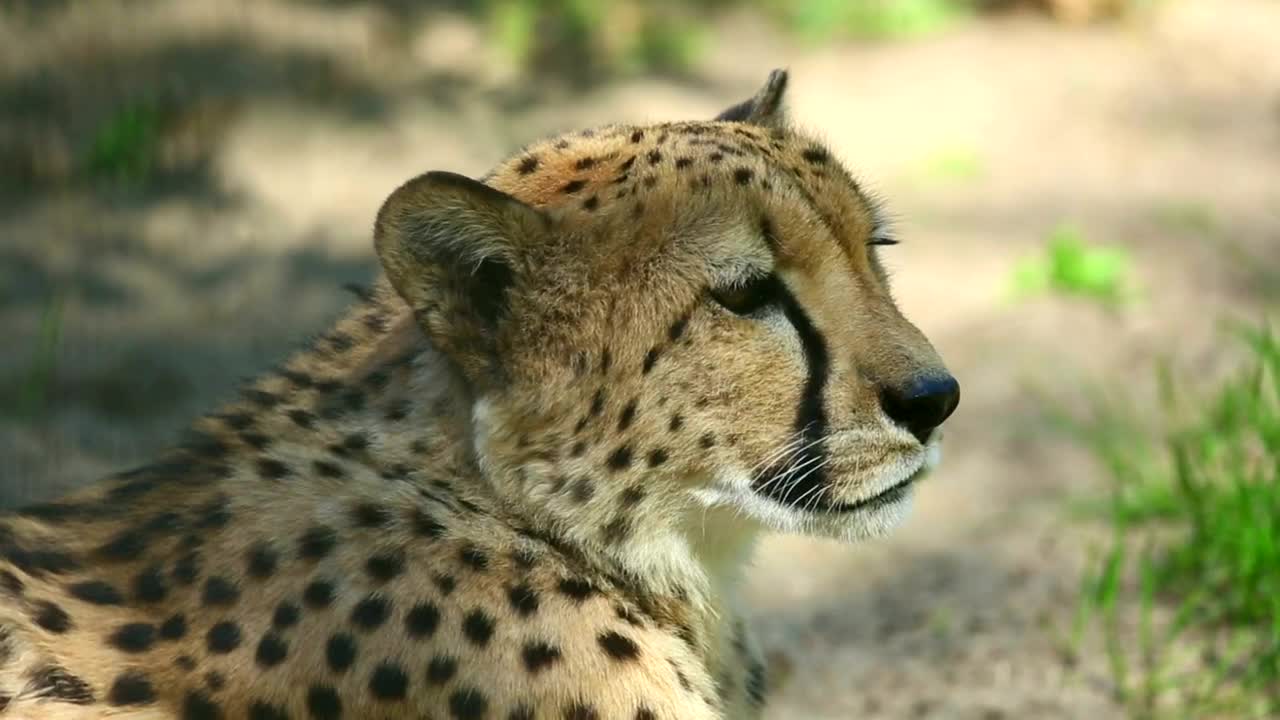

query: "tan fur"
(0, 71), (955, 719)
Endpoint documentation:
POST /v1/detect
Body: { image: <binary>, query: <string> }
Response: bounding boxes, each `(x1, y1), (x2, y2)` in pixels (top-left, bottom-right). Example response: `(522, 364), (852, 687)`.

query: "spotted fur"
(0, 70), (957, 719)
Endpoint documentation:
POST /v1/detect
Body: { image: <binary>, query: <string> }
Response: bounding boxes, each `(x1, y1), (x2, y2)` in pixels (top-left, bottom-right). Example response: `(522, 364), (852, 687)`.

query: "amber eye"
(709, 274), (781, 316)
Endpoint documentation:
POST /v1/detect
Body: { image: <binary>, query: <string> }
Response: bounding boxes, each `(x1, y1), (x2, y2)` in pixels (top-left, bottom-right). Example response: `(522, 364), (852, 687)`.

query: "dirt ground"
(1, 1), (1277, 717)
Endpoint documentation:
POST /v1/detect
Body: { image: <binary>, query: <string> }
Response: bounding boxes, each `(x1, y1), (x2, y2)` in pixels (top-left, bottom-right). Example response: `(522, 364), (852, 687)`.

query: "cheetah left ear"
(374, 171), (547, 388)
(715, 68), (789, 127)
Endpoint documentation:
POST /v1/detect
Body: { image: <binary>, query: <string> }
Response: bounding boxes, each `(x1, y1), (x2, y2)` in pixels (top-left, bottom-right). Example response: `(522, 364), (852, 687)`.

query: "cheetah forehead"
(483, 121), (881, 239)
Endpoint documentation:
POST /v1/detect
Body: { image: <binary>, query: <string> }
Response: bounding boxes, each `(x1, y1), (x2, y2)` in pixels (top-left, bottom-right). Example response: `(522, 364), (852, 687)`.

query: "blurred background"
(1, 0), (1277, 717)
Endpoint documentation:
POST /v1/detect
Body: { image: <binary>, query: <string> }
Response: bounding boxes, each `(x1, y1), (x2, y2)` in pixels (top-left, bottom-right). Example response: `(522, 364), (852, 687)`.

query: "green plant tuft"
(1013, 224), (1134, 305)
(1074, 320), (1280, 717)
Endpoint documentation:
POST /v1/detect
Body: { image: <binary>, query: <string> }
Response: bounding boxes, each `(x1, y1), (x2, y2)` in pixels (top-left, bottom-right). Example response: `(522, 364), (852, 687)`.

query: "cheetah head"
(374, 70), (959, 550)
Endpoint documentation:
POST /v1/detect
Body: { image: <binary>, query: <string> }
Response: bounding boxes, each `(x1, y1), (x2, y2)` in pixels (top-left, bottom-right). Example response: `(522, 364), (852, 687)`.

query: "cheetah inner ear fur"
(714, 68), (789, 127)
(374, 170), (547, 387)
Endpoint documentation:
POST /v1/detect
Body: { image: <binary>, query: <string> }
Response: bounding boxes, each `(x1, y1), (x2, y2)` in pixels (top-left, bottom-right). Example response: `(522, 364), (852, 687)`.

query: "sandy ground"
(1, 1), (1277, 717)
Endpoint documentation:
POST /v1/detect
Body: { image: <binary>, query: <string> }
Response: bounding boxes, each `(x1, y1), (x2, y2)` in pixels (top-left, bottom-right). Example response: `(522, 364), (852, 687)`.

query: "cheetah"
(0, 70), (959, 719)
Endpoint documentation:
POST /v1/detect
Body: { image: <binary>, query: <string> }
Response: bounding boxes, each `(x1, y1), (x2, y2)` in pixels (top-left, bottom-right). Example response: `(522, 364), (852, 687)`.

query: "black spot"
(303, 578), (336, 609)
(273, 601), (300, 629)
(287, 408), (317, 429)
(347, 502), (390, 530)
(449, 687), (488, 720)
(561, 179), (586, 194)
(601, 517), (631, 544)
(521, 641), (561, 673)
(249, 701), (290, 720)
(569, 442), (586, 458)
(565, 703), (599, 720)
(630, 130), (644, 143)
(589, 388), (606, 416)
(668, 315), (689, 341)
(108, 672), (155, 705)
(606, 445), (633, 471)
(341, 432), (369, 453)
(642, 347), (660, 374)
(618, 400), (638, 431)
(238, 432), (272, 451)
(307, 685), (342, 720)
(620, 486), (646, 507)
(574, 156), (596, 170)
(459, 545), (488, 571)
(108, 622), (156, 653)
(507, 584), (539, 617)
(746, 659), (767, 705)
(571, 476), (594, 503)
(635, 709), (657, 720)
(34, 601), (72, 633)
(182, 690), (221, 720)
(68, 579), (123, 605)
(326, 633), (357, 673)
(582, 195), (599, 211)
(369, 662), (409, 700)
(351, 594), (390, 630)
(299, 526), (337, 560)
(366, 550), (405, 582)
(280, 368), (314, 388)
(648, 149), (662, 164)
(256, 631), (289, 667)
(427, 655), (457, 684)
(406, 602), (441, 638)
(206, 621), (241, 654)
(0, 569), (23, 596)
(203, 576), (240, 606)
(29, 664), (94, 704)
(675, 157), (693, 169)
(313, 460), (345, 479)
(558, 577), (596, 602)
(382, 398), (410, 422)
(462, 609), (495, 647)
(517, 156), (540, 174)
(176, 655), (197, 671)
(204, 670), (226, 691)
(91, 527), (143, 562)
(433, 573), (457, 595)
(598, 631), (641, 661)
(699, 433), (716, 449)
(172, 550), (201, 586)
(647, 448), (669, 467)
(129, 565), (167, 603)
(160, 613), (187, 640)
(246, 543), (278, 579)
(802, 146), (829, 164)
(257, 458), (291, 480)
(410, 509), (445, 538)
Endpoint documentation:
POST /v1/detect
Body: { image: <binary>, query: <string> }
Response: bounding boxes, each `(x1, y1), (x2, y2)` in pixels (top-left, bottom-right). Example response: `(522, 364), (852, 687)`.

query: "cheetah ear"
(374, 171), (546, 387)
(715, 68), (789, 127)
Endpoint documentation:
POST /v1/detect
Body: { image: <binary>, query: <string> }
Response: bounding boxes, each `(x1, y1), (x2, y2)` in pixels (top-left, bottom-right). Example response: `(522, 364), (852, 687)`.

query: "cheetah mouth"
(810, 466), (924, 514)
(749, 454), (928, 516)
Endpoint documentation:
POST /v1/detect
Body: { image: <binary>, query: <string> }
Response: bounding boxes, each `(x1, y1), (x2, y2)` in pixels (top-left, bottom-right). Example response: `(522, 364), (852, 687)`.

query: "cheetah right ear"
(374, 171), (547, 388)
(715, 68), (789, 127)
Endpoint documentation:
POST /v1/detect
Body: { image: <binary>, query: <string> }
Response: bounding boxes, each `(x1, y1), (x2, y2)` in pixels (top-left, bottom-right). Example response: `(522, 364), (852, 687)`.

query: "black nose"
(880, 375), (960, 444)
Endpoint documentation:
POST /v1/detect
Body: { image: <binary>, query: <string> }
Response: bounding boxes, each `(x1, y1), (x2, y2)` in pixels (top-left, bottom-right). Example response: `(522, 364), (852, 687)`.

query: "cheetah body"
(0, 71), (957, 720)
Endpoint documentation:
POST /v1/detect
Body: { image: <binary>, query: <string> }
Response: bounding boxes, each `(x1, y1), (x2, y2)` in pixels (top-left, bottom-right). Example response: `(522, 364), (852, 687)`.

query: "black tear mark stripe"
(749, 274), (834, 509)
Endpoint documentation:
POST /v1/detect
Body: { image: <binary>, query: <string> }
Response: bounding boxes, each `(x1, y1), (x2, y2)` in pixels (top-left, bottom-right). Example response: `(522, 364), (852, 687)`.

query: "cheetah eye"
(709, 274), (781, 316)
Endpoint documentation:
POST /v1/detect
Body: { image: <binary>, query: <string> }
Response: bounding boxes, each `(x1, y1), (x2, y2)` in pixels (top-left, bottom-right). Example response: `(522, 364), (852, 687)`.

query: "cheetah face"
(375, 70), (958, 544)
